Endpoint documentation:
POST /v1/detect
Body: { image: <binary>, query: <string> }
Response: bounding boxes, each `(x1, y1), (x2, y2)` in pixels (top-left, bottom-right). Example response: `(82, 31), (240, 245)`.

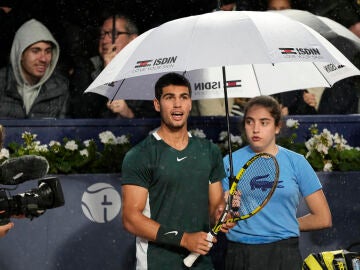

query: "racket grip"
(183, 232), (214, 267)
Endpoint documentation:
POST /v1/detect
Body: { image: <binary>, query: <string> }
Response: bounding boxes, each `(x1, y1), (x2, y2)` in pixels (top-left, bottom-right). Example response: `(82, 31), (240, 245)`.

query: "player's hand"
(180, 232), (216, 254)
(221, 218), (236, 232)
(224, 190), (241, 211)
(220, 190), (241, 232)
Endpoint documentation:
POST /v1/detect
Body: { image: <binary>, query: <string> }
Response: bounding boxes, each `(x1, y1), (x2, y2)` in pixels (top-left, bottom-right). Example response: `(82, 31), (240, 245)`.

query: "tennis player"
(121, 73), (234, 270)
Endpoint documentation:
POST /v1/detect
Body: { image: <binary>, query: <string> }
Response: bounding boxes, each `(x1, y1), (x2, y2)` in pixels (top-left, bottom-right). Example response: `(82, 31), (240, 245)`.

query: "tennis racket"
(183, 152), (279, 268)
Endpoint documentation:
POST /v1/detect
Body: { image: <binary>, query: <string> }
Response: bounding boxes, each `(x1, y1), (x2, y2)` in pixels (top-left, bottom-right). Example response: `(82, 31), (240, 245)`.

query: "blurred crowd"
(0, 0), (359, 119)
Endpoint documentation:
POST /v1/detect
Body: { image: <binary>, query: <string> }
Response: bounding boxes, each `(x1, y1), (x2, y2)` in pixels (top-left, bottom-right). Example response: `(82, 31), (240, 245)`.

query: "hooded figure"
(0, 19), (69, 118)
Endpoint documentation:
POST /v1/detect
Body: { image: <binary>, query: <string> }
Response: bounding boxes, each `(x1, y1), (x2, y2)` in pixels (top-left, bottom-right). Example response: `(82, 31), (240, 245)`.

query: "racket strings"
(235, 157), (278, 218)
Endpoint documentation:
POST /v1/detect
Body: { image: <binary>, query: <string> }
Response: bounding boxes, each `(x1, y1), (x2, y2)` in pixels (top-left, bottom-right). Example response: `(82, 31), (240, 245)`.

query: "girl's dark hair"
(154, 73), (191, 100)
(242, 95), (282, 128)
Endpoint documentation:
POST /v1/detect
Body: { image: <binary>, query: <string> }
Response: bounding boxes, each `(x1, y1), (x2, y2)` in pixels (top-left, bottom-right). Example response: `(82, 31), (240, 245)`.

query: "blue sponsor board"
(0, 172), (358, 269)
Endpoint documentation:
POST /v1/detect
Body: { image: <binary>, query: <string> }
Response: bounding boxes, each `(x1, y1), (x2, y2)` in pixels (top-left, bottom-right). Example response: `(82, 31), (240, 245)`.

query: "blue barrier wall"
(0, 174), (135, 270)
(0, 172), (358, 270)
(0, 117), (240, 147)
(1, 115), (359, 147)
(0, 116), (358, 269)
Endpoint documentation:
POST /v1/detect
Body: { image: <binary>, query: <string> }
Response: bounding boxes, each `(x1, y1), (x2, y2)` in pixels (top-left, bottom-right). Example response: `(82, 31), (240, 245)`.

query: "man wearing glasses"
(98, 14), (138, 70)
(70, 13), (158, 118)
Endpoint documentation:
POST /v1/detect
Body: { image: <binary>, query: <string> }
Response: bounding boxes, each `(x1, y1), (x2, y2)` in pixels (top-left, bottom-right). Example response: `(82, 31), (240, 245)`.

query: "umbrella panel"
(87, 10), (360, 97)
(95, 60), (358, 101)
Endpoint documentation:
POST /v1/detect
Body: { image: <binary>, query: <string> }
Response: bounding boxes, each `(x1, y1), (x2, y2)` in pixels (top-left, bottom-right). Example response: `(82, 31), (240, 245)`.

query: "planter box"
(1, 115), (359, 147)
(0, 172), (358, 269)
(298, 171), (360, 257)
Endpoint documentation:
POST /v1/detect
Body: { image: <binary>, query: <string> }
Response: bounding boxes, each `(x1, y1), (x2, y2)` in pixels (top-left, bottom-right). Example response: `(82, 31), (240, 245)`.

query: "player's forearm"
(122, 212), (159, 241)
(298, 213), (332, 231)
(299, 190), (332, 231)
(209, 182), (226, 224)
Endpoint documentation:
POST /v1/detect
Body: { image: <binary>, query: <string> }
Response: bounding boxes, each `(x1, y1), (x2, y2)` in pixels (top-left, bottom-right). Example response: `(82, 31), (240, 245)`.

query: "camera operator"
(0, 124), (65, 233)
(0, 126), (17, 237)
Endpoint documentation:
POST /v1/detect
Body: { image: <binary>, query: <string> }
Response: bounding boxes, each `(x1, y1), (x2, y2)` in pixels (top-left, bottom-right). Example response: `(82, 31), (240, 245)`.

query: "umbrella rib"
(251, 64), (262, 93)
(110, 79), (126, 102)
(312, 62), (332, 88)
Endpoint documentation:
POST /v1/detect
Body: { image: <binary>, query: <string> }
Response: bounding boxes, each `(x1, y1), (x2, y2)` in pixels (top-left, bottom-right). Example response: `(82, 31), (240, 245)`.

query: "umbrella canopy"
(274, 9), (360, 64)
(85, 11), (360, 101)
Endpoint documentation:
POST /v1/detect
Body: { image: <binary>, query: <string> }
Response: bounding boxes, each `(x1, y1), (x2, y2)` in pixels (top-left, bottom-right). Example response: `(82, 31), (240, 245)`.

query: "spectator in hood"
(0, 19), (69, 119)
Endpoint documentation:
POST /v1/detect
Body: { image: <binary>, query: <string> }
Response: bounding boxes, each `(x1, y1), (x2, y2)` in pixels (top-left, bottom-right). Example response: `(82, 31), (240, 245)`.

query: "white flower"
(49, 140), (61, 147)
(230, 134), (243, 145)
(35, 144), (49, 152)
(190, 128), (206, 138)
(0, 148), (10, 159)
(305, 137), (314, 151)
(49, 140), (61, 153)
(333, 133), (350, 151)
(99, 131), (116, 144)
(304, 127), (355, 168)
(22, 131), (37, 140)
(221, 141), (230, 150)
(83, 139), (92, 147)
(218, 131), (243, 151)
(219, 131), (228, 141)
(323, 161), (333, 172)
(80, 149), (89, 157)
(65, 140), (78, 151)
(286, 119), (299, 129)
(116, 135), (129, 144)
(315, 141), (329, 155)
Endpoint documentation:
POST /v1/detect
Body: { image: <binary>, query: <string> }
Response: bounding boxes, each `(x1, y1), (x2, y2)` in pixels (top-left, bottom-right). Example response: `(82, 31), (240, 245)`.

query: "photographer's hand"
(0, 211), (14, 237)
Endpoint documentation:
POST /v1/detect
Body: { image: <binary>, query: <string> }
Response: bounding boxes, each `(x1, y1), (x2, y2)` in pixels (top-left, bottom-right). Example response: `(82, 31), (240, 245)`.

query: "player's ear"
(154, 98), (160, 112)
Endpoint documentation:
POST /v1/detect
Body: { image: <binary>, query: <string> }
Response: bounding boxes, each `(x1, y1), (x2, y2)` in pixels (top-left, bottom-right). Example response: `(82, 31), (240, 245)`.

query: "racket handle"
(183, 232), (214, 267)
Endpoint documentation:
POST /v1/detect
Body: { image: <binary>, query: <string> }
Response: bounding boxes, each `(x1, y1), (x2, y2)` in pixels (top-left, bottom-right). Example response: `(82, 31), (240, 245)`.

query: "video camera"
(0, 155), (65, 225)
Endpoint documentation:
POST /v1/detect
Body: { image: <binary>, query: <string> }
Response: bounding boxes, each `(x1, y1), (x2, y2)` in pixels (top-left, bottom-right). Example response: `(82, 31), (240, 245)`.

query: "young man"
(121, 73), (233, 269)
(0, 19), (69, 118)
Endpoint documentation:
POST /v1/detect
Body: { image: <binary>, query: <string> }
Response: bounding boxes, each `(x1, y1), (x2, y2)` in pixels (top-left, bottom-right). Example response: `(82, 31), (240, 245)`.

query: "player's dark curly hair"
(155, 73), (191, 100)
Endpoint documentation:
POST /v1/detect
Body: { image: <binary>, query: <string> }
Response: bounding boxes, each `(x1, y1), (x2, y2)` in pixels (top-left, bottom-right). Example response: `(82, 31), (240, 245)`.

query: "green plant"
(1, 131), (131, 174)
(193, 119), (360, 172)
(217, 130), (243, 156)
(2, 123), (359, 174)
(279, 119), (360, 172)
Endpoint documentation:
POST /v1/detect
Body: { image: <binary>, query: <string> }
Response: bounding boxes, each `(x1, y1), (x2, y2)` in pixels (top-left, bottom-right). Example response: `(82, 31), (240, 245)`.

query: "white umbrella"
(273, 9), (360, 63)
(85, 11), (360, 101)
(85, 10), (360, 180)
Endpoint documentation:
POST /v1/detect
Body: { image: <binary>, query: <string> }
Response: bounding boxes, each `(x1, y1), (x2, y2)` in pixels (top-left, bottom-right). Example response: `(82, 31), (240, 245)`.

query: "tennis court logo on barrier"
(81, 183), (121, 223)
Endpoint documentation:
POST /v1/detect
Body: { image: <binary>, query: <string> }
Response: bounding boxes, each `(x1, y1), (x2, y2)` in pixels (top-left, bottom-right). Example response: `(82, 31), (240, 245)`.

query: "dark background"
(0, 0), (359, 70)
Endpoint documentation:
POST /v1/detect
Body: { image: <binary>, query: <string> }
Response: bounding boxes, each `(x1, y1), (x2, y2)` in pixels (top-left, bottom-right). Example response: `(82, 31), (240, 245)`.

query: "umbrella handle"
(222, 66), (235, 184)
(112, 14), (116, 44)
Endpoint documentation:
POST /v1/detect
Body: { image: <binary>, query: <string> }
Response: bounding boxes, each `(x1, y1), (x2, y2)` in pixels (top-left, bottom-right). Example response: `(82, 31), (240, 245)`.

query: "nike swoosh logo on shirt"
(164, 231), (178, 236)
(177, 157), (187, 162)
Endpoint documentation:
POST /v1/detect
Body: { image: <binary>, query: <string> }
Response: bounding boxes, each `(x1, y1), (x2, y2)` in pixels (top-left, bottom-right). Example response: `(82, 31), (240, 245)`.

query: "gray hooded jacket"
(0, 19), (69, 118)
